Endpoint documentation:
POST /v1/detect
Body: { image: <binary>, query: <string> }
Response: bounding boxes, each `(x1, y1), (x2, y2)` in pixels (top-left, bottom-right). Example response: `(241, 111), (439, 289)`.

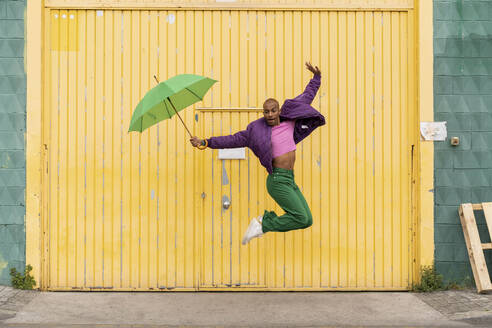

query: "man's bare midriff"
(272, 150), (296, 170)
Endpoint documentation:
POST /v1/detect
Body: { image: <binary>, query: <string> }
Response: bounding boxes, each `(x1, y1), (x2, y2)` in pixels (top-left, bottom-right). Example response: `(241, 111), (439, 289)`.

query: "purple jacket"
(207, 74), (325, 174)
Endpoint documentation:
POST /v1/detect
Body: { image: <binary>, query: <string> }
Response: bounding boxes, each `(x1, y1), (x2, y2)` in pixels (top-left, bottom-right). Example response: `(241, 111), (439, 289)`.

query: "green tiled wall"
(434, 0), (492, 284)
(0, 0), (25, 286)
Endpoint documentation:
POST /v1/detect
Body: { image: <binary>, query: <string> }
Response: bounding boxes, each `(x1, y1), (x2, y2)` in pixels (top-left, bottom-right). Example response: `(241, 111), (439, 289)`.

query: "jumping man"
(190, 62), (325, 245)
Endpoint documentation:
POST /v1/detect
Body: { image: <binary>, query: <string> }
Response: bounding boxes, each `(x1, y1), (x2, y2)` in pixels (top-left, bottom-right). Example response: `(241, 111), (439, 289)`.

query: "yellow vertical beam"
(220, 10), (231, 287)
(373, 11), (383, 287)
(94, 8), (105, 288)
(328, 11), (339, 287)
(112, 9), (122, 289)
(320, 10), (330, 287)
(275, 10), (286, 288)
(166, 9), (178, 288)
(256, 10), (267, 287)
(416, 0), (434, 271)
(301, 10), (312, 288)
(337, 11), (347, 287)
(139, 9), (150, 289)
(391, 12), (402, 287)
(382, 11), (392, 287)
(148, 10), (159, 289)
(85, 10), (96, 287)
(75, 10), (87, 288)
(130, 10), (141, 288)
(194, 10), (204, 290)
(67, 9), (78, 287)
(364, 11), (375, 288)
(201, 9), (213, 287)
(407, 9), (416, 286)
(121, 10), (132, 288)
(346, 11), (356, 288)
(284, 10), (294, 288)
(355, 11), (365, 287)
(58, 9), (69, 288)
(232, 10), (242, 286)
(103, 9), (114, 288)
(211, 10), (222, 286)
(26, 0), (44, 288)
(399, 12), (410, 287)
(156, 11), (169, 288)
(175, 10), (186, 287)
(310, 10), (321, 289)
(184, 9), (195, 288)
(264, 10), (275, 288)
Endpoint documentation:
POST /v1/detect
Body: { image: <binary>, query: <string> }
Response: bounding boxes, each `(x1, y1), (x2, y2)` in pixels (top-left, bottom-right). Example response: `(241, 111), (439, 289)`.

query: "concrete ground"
(0, 286), (491, 327)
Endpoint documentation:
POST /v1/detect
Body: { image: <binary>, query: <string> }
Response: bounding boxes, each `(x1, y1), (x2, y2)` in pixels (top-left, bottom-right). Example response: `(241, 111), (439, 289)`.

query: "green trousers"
(261, 167), (313, 233)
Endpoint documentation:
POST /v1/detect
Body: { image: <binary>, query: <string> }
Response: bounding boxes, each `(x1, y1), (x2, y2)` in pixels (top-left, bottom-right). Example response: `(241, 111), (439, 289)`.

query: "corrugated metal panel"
(43, 8), (416, 290)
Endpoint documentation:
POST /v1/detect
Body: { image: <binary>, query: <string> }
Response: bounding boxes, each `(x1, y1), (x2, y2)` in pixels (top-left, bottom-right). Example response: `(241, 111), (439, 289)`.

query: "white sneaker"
(242, 216), (264, 245)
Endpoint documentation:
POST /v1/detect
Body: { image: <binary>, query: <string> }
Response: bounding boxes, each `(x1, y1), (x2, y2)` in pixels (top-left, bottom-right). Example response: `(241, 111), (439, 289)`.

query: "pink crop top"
(271, 120), (296, 158)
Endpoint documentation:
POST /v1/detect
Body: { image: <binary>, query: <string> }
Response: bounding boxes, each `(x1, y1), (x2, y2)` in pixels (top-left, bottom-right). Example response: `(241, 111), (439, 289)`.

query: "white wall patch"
(218, 148), (246, 160)
(420, 122), (447, 141)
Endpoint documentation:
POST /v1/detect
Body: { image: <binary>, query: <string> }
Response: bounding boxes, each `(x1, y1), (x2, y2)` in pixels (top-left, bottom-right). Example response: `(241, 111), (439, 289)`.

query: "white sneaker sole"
(242, 218), (260, 245)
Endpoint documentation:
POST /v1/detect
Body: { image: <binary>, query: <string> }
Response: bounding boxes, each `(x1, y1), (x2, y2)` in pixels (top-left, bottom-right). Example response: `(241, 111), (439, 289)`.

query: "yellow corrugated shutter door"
(42, 2), (417, 290)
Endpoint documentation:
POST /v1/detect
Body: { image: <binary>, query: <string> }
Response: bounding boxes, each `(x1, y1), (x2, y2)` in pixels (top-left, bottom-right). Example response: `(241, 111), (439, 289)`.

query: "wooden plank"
(482, 243), (492, 250)
(473, 204), (483, 211)
(459, 204), (492, 293)
(481, 203), (492, 241)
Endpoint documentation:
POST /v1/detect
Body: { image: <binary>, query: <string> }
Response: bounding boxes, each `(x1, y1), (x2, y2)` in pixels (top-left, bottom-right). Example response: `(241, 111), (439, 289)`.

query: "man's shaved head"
(263, 98), (279, 110)
(263, 98), (280, 126)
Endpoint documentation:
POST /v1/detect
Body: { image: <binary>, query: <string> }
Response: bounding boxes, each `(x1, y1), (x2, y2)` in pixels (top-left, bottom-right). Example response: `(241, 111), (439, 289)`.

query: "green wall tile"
(0, 58), (25, 75)
(0, 94), (26, 113)
(0, 151), (25, 169)
(435, 58), (463, 75)
(435, 205), (460, 224)
(435, 244), (455, 261)
(435, 113), (472, 131)
(435, 21), (461, 38)
(6, 1), (24, 19)
(0, 20), (23, 38)
(480, 38), (492, 57)
(0, 206), (24, 225)
(435, 76), (454, 94)
(435, 150), (455, 169)
(0, 39), (24, 57)
(435, 38), (463, 57)
(435, 224), (464, 243)
(463, 39), (481, 57)
(471, 113), (492, 130)
(0, 2), (6, 19)
(435, 186), (472, 205)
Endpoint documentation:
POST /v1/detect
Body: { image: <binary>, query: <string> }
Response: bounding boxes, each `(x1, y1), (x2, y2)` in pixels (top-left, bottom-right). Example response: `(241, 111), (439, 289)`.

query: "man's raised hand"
(305, 62), (321, 76)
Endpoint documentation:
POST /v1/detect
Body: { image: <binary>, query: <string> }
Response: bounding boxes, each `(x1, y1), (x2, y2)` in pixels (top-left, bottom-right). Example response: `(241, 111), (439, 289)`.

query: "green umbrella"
(128, 74), (217, 135)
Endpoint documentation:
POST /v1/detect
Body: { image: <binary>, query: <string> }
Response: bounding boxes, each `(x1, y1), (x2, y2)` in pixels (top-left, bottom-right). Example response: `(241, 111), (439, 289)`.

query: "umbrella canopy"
(128, 74), (217, 133)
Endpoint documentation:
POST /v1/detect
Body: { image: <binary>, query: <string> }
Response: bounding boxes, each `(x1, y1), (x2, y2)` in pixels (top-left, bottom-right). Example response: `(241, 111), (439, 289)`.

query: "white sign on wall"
(420, 122), (447, 141)
(218, 148), (246, 160)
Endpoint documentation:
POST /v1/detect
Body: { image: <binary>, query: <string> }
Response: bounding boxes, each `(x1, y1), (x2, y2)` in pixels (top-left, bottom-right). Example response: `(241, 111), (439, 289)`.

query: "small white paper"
(218, 148), (246, 160)
(420, 122), (447, 141)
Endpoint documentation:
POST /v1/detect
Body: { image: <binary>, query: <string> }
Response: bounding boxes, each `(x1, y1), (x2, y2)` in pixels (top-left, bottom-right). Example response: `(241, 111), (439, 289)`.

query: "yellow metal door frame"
(26, 0), (433, 290)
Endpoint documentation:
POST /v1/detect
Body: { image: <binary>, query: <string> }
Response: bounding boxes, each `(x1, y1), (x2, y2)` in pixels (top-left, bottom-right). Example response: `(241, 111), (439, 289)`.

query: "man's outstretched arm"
(292, 62), (321, 105)
(190, 129), (249, 149)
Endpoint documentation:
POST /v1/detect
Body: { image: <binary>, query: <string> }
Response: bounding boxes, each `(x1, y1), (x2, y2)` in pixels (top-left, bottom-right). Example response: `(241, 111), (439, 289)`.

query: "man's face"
(263, 101), (280, 126)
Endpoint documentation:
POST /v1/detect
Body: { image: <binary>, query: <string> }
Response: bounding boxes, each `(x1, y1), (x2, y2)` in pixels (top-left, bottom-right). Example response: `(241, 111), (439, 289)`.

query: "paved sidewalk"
(1, 285), (491, 327)
(415, 289), (492, 326)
